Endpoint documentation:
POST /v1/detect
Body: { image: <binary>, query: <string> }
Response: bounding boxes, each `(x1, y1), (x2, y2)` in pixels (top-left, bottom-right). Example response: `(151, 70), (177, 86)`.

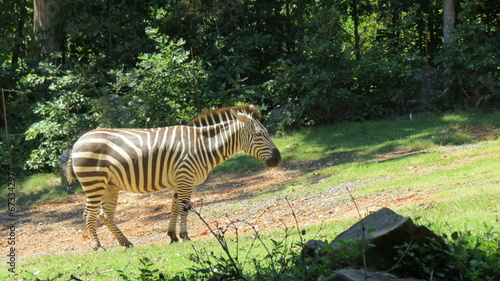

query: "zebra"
(66, 104), (281, 250)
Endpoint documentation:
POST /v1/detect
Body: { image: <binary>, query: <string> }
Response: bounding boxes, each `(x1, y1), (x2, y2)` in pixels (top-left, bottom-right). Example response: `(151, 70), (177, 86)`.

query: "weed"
(119, 257), (161, 281)
(393, 225), (500, 281)
(185, 198), (314, 281)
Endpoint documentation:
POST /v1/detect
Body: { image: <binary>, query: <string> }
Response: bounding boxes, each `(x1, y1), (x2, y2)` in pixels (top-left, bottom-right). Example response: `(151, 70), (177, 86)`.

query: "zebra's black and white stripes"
(67, 105), (281, 250)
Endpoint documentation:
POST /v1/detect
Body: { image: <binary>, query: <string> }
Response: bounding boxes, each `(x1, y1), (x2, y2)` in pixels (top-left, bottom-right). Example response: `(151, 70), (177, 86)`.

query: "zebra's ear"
(231, 109), (252, 124)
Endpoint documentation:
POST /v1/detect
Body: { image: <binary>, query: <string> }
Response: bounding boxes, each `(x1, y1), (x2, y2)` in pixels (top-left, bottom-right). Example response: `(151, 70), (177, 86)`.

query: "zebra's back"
(71, 127), (195, 193)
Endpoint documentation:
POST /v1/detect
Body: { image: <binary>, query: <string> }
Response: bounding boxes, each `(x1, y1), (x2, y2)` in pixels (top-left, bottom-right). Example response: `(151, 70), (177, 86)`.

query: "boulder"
(303, 208), (451, 279)
(328, 208), (448, 270)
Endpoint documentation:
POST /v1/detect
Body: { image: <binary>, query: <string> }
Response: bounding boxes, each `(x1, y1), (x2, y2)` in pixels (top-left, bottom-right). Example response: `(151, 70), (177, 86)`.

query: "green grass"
(0, 173), (81, 207)
(11, 242), (198, 280)
(403, 183), (500, 226)
(6, 220), (361, 280)
(2, 111), (499, 280)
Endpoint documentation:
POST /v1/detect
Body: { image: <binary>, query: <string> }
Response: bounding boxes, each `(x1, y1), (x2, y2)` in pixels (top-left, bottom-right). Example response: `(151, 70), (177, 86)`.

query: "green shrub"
(434, 15), (500, 110)
(394, 226), (500, 280)
(24, 31), (207, 171)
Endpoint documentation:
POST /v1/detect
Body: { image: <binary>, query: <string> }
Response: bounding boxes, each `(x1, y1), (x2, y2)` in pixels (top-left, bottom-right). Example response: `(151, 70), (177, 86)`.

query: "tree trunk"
(443, 0), (460, 105)
(296, 0), (304, 50)
(33, 0), (65, 64)
(12, 2), (28, 67)
(443, 0), (455, 45)
(351, 2), (361, 60)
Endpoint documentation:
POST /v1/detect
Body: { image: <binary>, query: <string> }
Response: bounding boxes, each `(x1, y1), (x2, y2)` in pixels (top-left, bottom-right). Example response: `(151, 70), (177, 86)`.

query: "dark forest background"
(1, 0), (499, 173)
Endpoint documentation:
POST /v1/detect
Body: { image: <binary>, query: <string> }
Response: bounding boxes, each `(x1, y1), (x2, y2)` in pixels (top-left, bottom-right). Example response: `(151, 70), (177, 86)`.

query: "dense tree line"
(1, 0), (499, 173)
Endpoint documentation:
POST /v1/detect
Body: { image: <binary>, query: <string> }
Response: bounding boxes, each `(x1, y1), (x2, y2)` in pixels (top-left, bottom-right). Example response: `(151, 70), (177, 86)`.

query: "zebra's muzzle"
(265, 148), (282, 167)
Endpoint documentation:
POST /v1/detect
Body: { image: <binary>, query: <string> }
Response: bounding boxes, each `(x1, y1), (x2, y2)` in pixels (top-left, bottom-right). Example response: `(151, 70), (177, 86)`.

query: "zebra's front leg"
(179, 198), (192, 241)
(167, 189), (193, 242)
(167, 192), (180, 243)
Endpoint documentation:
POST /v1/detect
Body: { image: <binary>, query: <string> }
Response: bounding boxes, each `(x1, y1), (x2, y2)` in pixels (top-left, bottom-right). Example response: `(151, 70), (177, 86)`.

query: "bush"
(24, 31), (208, 171)
(24, 62), (96, 171)
(434, 21), (500, 110)
(264, 46), (354, 130)
(107, 31), (205, 128)
(392, 226), (500, 280)
(353, 46), (427, 117)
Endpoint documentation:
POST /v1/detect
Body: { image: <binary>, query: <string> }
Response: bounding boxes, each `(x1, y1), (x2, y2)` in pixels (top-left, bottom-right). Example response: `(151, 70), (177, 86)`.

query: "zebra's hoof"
(92, 242), (106, 251)
(168, 231), (179, 243)
(121, 242), (134, 248)
(94, 246), (106, 251)
(180, 233), (191, 241)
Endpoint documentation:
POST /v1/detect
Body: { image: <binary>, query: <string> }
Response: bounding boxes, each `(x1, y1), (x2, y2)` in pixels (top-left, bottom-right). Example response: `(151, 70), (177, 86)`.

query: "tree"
(443, 0), (455, 44)
(0, 0), (32, 70)
(436, 0), (500, 109)
(33, 0), (65, 64)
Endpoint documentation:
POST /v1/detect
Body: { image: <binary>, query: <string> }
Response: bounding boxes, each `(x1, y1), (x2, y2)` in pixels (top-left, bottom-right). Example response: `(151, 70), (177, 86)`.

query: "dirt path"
(4, 163), (433, 262)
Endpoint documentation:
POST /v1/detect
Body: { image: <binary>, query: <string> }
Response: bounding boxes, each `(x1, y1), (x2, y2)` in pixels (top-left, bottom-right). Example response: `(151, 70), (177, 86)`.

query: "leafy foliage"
(23, 31), (205, 171)
(56, 0), (161, 68)
(394, 226), (500, 280)
(1, 0), (500, 172)
(435, 22), (500, 109)
(107, 31), (205, 128)
(354, 46), (426, 117)
(119, 257), (169, 281)
(24, 63), (97, 170)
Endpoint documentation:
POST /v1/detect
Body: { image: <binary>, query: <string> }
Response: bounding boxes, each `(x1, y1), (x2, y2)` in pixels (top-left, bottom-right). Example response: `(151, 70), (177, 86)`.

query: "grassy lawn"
(2, 111), (499, 280)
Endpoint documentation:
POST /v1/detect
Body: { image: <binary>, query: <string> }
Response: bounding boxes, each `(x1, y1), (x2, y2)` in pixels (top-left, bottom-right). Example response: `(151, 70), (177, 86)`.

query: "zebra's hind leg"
(82, 187), (106, 251)
(101, 185), (133, 248)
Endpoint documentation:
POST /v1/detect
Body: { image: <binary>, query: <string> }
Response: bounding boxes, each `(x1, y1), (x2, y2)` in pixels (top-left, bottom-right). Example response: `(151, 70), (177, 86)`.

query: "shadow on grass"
(280, 112), (498, 169)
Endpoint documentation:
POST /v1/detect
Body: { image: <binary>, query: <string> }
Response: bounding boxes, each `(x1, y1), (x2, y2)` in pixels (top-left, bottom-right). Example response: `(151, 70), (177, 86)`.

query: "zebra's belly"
(117, 183), (171, 194)
(109, 173), (209, 194)
(107, 171), (175, 193)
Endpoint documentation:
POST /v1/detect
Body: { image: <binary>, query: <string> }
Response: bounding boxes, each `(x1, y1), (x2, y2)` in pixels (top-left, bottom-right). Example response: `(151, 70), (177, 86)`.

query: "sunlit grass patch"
(0, 173), (81, 206)
(401, 184), (500, 233)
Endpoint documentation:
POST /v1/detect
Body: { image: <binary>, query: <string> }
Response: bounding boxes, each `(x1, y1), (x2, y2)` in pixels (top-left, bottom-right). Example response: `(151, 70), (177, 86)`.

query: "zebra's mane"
(187, 104), (262, 127)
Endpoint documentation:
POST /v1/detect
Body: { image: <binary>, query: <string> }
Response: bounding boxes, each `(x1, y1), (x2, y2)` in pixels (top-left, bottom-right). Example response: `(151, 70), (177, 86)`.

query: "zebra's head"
(232, 108), (282, 168)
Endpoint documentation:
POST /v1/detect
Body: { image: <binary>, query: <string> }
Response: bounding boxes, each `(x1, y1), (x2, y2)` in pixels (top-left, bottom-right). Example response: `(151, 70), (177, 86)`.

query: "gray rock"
(328, 208), (448, 270)
(303, 208), (452, 280)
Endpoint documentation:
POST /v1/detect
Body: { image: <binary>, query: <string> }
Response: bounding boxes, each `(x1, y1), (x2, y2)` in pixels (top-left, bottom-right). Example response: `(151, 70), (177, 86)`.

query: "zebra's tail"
(65, 151), (77, 183)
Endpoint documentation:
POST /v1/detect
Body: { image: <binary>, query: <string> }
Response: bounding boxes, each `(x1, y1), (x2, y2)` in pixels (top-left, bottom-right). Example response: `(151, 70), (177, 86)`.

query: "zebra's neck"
(197, 119), (244, 169)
